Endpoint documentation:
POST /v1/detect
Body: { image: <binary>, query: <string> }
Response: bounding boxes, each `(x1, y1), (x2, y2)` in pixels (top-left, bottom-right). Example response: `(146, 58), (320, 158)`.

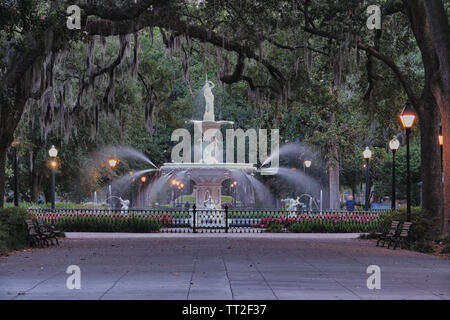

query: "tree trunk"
(441, 106), (450, 234)
(404, 0), (449, 233)
(31, 170), (41, 203)
(417, 94), (443, 225)
(329, 156), (340, 210)
(0, 148), (7, 206)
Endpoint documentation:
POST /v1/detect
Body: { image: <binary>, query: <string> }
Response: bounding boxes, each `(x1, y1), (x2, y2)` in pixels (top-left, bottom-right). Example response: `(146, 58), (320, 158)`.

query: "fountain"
(159, 80), (257, 209)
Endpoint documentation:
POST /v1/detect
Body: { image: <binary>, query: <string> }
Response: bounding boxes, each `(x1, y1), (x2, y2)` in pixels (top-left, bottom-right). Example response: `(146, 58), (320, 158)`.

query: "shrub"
(265, 223), (283, 233)
(0, 207), (32, 254)
(378, 207), (440, 243)
(48, 215), (161, 233)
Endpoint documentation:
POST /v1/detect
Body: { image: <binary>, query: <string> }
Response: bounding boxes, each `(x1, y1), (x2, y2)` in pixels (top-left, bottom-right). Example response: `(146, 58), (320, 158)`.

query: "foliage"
(259, 212), (380, 233)
(377, 207), (440, 243)
(0, 207), (32, 254)
(265, 223), (283, 233)
(5, 202), (109, 209)
(48, 215), (161, 233)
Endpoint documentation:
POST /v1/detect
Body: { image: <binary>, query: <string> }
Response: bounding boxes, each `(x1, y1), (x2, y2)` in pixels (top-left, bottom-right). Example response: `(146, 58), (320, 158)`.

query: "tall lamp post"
(48, 145), (58, 211)
(230, 181), (238, 207)
(389, 137), (400, 210)
(304, 160), (312, 192)
(107, 157), (119, 208)
(140, 175), (147, 207)
(400, 102), (416, 222)
(363, 147), (372, 211)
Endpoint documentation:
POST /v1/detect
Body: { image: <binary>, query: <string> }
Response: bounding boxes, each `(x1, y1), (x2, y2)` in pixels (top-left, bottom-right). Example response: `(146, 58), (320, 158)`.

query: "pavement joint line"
(99, 271), (129, 300)
(186, 253), (198, 300)
(292, 245), (364, 300)
(220, 243), (235, 300)
(245, 253), (278, 300)
(10, 271), (63, 300)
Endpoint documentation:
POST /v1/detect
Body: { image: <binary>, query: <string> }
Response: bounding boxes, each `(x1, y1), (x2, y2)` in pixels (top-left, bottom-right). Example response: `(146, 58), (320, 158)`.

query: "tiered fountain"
(159, 80), (256, 209)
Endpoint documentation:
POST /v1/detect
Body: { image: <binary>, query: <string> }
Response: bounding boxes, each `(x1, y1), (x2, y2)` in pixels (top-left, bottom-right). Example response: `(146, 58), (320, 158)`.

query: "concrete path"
(1, 234), (449, 300)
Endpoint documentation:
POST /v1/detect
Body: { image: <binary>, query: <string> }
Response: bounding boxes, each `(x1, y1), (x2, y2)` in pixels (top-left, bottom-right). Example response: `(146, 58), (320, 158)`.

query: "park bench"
(375, 220), (400, 247)
(388, 222), (413, 250)
(35, 219), (61, 246)
(24, 219), (48, 247)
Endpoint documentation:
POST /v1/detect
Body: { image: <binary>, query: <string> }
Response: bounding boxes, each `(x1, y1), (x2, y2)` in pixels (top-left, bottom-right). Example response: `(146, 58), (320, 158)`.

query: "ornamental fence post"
(225, 205), (228, 233)
(192, 205), (197, 233)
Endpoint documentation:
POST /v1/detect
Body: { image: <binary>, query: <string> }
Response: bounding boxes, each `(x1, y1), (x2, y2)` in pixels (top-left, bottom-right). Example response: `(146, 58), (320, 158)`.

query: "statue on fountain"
(203, 80), (215, 121)
(119, 198), (130, 211)
(282, 197), (301, 211)
(203, 194), (219, 210)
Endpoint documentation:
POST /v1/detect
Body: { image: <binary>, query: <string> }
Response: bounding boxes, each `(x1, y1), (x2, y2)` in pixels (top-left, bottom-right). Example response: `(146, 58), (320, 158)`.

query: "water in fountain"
(229, 170), (275, 208)
(103, 145), (157, 168)
(260, 142), (323, 168)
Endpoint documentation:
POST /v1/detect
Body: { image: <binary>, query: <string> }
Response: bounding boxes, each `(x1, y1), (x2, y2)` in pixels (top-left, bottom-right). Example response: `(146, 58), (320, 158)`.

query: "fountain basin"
(160, 162), (256, 209)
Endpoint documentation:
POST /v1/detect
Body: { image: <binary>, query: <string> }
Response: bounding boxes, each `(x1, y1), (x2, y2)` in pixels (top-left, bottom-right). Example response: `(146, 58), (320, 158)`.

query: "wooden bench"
(375, 220), (400, 247)
(36, 219), (61, 246)
(25, 220), (48, 247)
(388, 222), (413, 250)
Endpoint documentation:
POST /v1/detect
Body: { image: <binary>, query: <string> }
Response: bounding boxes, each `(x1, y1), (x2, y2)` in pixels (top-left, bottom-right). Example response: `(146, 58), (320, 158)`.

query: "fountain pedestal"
(159, 80), (256, 209)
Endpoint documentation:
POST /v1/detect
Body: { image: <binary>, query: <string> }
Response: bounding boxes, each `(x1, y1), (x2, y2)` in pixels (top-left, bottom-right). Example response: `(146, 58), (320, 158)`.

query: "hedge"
(0, 207), (32, 255)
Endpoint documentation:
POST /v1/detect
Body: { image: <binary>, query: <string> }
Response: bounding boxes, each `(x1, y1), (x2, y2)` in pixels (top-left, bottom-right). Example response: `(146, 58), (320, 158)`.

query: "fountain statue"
(203, 80), (215, 121)
(106, 195), (130, 211)
(282, 197), (301, 211)
(160, 79), (256, 209)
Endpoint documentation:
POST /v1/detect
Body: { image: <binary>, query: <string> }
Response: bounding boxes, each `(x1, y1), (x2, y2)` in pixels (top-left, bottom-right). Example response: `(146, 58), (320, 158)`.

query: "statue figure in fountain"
(203, 194), (218, 210)
(119, 198), (130, 211)
(282, 197), (301, 211)
(203, 80), (215, 121)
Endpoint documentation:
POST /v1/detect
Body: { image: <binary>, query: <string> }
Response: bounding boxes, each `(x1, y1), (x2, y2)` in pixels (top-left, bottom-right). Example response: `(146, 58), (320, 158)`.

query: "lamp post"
(304, 160), (312, 195)
(170, 178), (180, 207)
(107, 157), (119, 207)
(230, 181), (238, 207)
(389, 137), (400, 210)
(48, 145), (58, 211)
(400, 102), (416, 222)
(363, 147), (372, 211)
(140, 175), (147, 208)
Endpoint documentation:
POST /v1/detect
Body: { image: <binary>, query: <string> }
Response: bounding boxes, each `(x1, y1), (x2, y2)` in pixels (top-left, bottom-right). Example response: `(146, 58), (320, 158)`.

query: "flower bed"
(260, 212), (381, 233)
(29, 211), (163, 233)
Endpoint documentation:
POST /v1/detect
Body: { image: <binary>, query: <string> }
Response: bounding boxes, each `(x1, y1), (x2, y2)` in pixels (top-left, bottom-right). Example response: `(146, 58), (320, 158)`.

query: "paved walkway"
(1, 234), (449, 300)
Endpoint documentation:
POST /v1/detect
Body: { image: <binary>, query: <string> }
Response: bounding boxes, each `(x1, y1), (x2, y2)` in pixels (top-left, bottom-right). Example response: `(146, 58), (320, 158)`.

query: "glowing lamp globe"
(400, 102), (416, 129)
(48, 145), (58, 158)
(108, 158), (118, 168)
(389, 137), (400, 151)
(363, 147), (372, 159)
(304, 160), (312, 168)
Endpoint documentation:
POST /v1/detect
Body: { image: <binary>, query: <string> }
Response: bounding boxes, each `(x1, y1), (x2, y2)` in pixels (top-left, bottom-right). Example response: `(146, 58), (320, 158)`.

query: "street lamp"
(400, 102), (416, 222)
(108, 157), (119, 168)
(304, 160), (312, 168)
(389, 137), (400, 210)
(139, 176), (147, 207)
(230, 181), (238, 207)
(48, 145), (58, 211)
(363, 146), (372, 211)
(303, 160), (312, 200)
